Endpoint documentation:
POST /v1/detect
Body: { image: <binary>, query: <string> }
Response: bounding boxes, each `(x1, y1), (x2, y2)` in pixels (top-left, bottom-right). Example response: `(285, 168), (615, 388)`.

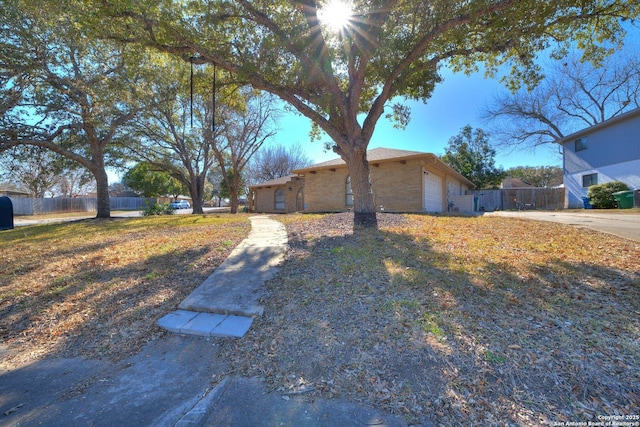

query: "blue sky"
(271, 67), (563, 170)
(273, 24), (640, 169)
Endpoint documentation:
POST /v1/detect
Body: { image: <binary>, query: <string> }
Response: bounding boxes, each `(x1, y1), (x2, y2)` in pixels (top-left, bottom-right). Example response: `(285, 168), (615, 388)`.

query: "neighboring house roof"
(250, 174), (300, 189)
(292, 147), (475, 188)
(557, 107), (640, 145)
(0, 184), (30, 197)
(501, 176), (534, 189)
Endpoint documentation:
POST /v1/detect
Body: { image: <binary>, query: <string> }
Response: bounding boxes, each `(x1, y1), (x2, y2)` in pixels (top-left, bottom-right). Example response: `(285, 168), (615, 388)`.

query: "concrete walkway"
(484, 210), (640, 242)
(157, 216), (288, 338)
(1, 214), (410, 427)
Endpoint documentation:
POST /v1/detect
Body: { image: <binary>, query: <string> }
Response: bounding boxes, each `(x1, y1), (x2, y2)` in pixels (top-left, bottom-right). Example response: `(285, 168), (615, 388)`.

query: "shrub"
(142, 202), (175, 216)
(587, 181), (630, 209)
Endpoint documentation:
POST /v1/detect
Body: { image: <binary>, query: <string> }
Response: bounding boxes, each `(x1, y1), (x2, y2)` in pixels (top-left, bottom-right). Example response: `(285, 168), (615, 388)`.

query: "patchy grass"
(0, 214), (251, 367)
(223, 213), (640, 426)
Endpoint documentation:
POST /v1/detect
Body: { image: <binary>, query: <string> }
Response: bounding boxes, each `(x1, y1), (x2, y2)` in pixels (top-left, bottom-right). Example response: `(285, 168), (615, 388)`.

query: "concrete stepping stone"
(158, 310), (253, 338)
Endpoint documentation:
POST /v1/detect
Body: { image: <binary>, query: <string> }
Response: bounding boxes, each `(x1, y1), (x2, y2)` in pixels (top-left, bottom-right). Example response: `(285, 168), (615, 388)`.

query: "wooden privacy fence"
(9, 197), (155, 215)
(469, 188), (565, 212)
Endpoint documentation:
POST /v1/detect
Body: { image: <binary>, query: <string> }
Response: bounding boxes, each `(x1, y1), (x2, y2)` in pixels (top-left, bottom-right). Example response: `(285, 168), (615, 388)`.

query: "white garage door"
(424, 172), (443, 212)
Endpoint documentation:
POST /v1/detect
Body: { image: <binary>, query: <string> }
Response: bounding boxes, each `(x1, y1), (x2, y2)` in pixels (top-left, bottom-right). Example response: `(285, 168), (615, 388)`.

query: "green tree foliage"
(587, 181), (630, 209)
(442, 125), (505, 189)
(219, 169), (245, 201)
(0, 2), (153, 217)
(72, 0), (636, 228)
(141, 202), (174, 216)
(127, 59), (219, 215)
(506, 166), (563, 188)
(126, 57), (275, 214)
(122, 162), (184, 198)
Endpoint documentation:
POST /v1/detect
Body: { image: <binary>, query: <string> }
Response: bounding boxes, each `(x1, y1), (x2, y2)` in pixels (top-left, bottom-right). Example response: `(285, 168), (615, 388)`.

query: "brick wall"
(251, 176), (305, 213)
(370, 159), (423, 212)
(303, 168), (350, 212)
(303, 159), (426, 212)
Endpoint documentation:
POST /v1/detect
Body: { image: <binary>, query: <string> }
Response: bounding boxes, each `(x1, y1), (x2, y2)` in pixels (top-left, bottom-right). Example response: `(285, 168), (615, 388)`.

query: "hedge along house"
(558, 107), (640, 208)
(249, 147), (475, 214)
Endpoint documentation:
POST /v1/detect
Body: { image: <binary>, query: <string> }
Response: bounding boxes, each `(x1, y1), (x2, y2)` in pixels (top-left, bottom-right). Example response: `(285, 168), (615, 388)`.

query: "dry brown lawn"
(2, 212), (638, 426)
(222, 213), (640, 426)
(0, 214), (251, 367)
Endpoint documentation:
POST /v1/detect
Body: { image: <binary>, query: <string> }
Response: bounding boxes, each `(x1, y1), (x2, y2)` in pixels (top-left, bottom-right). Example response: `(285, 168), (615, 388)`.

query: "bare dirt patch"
(222, 213), (640, 426)
(0, 214), (251, 368)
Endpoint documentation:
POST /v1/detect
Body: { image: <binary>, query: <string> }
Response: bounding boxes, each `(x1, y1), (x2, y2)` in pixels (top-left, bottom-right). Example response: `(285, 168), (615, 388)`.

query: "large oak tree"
(55, 1), (640, 226)
(128, 63), (219, 215)
(0, 2), (152, 218)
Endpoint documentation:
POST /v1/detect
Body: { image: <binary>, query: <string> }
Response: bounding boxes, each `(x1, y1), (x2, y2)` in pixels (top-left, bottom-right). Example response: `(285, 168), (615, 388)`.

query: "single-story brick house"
(249, 147), (475, 214)
(248, 174), (305, 214)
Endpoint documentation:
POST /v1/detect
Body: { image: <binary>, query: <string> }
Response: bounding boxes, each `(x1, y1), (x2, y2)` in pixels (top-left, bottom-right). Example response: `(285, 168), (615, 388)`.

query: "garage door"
(424, 172), (443, 212)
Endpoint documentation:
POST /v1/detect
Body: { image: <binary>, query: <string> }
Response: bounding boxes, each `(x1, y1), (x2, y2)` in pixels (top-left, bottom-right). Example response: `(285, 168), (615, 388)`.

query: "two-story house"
(558, 108), (640, 208)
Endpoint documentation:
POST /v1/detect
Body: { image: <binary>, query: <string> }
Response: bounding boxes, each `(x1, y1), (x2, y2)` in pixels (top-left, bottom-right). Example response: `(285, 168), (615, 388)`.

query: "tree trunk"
(94, 166), (111, 219)
(343, 146), (377, 229)
(230, 191), (239, 214)
(229, 178), (239, 214)
(191, 174), (205, 214)
(228, 172), (242, 214)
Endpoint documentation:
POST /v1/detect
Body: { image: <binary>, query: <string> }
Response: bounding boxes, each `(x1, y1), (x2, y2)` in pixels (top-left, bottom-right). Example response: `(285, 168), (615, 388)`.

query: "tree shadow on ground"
(2, 246), (208, 359)
(225, 213), (640, 425)
(0, 216), (250, 364)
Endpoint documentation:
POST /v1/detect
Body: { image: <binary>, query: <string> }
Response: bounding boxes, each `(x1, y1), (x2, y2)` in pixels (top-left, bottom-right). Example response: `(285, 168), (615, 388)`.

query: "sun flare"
(317, 0), (354, 32)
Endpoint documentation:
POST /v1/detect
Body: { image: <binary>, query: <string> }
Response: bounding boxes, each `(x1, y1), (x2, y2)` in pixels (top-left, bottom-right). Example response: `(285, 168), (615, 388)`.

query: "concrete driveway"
(484, 210), (640, 242)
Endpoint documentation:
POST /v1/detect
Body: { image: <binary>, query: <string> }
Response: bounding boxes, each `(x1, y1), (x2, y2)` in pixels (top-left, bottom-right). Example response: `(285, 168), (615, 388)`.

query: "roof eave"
(293, 152), (433, 174)
(557, 107), (640, 145)
(427, 154), (476, 189)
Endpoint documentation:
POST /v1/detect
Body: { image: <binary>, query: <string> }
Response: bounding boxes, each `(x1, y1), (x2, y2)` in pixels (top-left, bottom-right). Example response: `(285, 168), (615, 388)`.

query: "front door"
(296, 188), (304, 212)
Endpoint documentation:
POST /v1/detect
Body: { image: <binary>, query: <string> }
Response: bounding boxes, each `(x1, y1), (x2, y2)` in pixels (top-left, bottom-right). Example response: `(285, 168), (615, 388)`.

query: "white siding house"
(558, 108), (640, 208)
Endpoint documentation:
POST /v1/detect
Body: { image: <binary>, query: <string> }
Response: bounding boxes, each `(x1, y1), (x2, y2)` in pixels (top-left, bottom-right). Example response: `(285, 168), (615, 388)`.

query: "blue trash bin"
(581, 196), (592, 209)
(0, 196), (14, 230)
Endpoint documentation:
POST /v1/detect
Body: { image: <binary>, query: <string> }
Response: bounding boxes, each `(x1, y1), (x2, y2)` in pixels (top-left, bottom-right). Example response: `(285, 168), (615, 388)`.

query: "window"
(582, 173), (598, 187)
(275, 188), (285, 210)
(345, 176), (354, 206)
(575, 137), (588, 152)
